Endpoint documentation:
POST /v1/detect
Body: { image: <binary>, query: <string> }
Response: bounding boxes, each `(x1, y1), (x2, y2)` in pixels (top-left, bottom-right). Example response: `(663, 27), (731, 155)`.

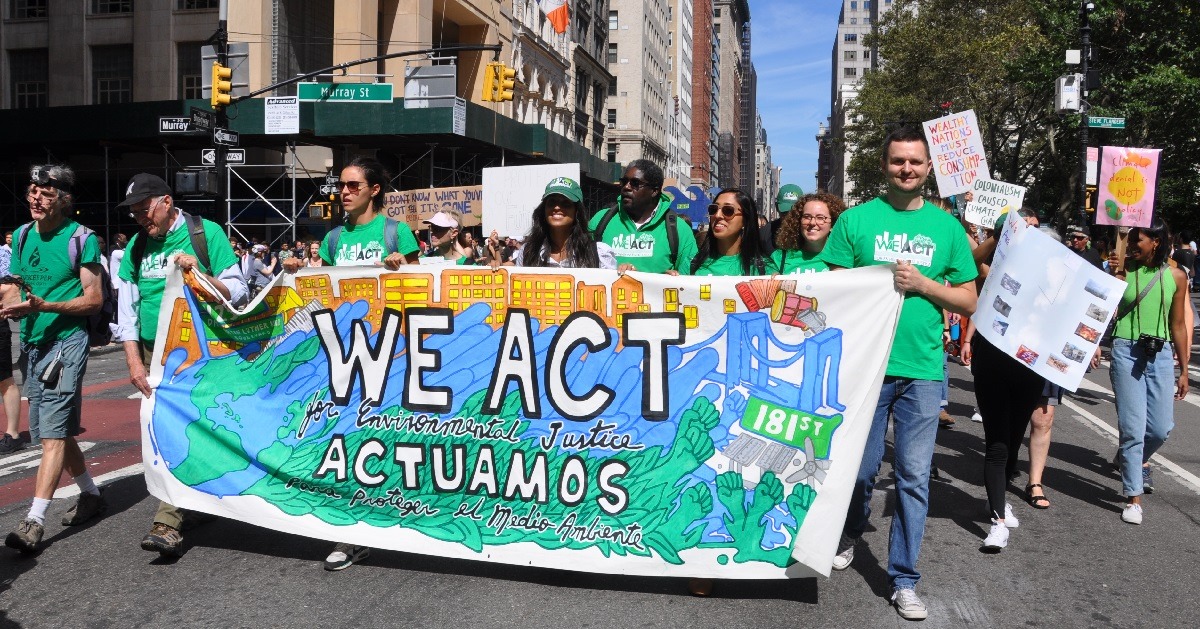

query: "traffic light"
(481, 62), (498, 102)
(211, 62), (233, 109)
(496, 64), (516, 102)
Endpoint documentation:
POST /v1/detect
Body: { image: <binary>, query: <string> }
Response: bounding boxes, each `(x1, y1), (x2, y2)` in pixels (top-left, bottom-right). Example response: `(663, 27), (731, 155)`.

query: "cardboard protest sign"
(1095, 146), (1161, 228)
(923, 109), (990, 197)
(482, 164), (581, 241)
(383, 186), (482, 230)
(963, 178), (1026, 228)
(141, 264), (902, 579)
(974, 216), (1125, 391)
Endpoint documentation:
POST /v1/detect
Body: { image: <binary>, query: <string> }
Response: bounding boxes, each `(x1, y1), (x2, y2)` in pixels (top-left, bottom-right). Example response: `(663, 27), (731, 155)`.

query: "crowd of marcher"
(0, 127), (1192, 622)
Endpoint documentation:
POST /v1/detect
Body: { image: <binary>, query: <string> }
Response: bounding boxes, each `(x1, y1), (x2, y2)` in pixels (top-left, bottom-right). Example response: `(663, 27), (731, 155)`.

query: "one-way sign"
(213, 127), (240, 146)
(201, 148), (246, 166)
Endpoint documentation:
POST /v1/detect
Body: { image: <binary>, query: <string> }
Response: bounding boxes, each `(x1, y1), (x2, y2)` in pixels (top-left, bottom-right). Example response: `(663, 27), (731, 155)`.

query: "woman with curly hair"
(771, 192), (846, 273)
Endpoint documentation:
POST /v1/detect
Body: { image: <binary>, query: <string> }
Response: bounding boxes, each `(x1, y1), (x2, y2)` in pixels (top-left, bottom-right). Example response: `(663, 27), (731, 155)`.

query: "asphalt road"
(2, 324), (1199, 628)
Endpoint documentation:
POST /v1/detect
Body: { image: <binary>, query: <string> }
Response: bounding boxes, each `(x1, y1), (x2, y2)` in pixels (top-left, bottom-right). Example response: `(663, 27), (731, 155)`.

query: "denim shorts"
(24, 328), (90, 441)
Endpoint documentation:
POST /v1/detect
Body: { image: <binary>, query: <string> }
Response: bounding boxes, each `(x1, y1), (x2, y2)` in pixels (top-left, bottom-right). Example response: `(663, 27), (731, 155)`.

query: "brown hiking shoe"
(140, 523), (184, 557)
(5, 519), (44, 553)
(938, 409), (955, 427)
(62, 491), (108, 526)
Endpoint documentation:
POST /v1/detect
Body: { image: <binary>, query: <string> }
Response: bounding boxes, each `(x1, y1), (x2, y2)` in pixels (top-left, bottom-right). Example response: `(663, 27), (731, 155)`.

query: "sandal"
(1026, 483), (1050, 509)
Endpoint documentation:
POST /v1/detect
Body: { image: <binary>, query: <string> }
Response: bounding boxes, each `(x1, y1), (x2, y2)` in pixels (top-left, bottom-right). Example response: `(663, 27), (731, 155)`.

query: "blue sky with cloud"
(749, 0), (840, 193)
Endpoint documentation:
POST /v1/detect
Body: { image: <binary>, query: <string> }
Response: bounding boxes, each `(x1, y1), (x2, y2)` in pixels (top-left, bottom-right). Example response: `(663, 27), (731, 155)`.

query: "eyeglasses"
(128, 196), (164, 219)
(336, 181), (366, 191)
(800, 215), (831, 224)
(618, 177), (650, 191)
(1071, 234), (1088, 240)
(707, 204), (743, 219)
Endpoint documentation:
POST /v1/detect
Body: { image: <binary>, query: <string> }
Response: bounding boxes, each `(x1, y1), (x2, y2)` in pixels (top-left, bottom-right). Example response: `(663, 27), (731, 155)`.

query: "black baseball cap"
(116, 173), (173, 208)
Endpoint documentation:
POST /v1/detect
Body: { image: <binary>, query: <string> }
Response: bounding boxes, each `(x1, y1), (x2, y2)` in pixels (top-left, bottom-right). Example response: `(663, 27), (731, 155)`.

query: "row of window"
(7, 42), (208, 108)
(7, 0), (216, 19)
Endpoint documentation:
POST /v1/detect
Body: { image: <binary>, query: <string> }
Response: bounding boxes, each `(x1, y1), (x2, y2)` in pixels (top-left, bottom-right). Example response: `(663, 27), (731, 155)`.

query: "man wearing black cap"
(114, 172), (248, 558)
(1066, 224), (1104, 270)
(1, 164), (106, 553)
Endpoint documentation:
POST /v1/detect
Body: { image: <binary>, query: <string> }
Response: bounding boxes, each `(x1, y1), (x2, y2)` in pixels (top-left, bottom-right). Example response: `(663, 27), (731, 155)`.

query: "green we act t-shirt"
(771, 248), (830, 274)
(692, 254), (778, 276)
(118, 216), (241, 342)
(820, 197), (977, 380)
(11, 220), (102, 345)
(588, 196), (698, 273)
(320, 214), (419, 266)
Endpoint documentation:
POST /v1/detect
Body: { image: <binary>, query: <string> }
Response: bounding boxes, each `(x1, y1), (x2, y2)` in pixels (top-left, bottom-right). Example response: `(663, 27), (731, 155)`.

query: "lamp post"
(1079, 1), (1095, 228)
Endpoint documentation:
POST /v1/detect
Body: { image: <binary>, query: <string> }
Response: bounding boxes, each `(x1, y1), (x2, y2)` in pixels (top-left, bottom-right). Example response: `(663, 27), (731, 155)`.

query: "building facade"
(712, 0), (748, 188)
(605, 0), (669, 167)
(689, 0), (718, 188)
(664, 0), (694, 187)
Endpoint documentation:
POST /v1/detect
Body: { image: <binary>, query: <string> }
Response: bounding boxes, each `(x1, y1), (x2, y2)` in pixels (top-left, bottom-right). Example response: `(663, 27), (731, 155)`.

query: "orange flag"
(541, 0), (570, 34)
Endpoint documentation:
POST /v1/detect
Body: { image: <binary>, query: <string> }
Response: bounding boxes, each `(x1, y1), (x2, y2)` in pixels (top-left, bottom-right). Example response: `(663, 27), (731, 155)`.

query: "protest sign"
(973, 216), (1125, 391)
(482, 164), (581, 241)
(923, 109), (990, 197)
(963, 178), (1026, 228)
(383, 185), (482, 231)
(141, 264), (902, 579)
(1095, 146), (1161, 228)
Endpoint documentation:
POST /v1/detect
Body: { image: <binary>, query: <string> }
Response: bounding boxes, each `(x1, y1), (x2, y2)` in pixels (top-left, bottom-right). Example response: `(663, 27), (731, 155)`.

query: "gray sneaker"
(891, 587), (929, 620)
(62, 491), (107, 526)
(324, 543), (370, 571)
(831, 533), (857, 571)
(5, 519), (44, 553)
(0, 434), (24, 454)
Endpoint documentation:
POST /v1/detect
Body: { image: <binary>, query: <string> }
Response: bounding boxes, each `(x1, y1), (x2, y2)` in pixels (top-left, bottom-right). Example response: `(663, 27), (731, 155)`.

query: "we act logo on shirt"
(336, 243), (384, 264)
(140, 250), (186, 279)
(608, 233), (657, 258)
(873, 232), (936, 266)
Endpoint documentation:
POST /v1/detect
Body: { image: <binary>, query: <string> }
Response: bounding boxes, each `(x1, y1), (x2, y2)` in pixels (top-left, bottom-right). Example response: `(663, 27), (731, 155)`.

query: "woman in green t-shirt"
(770, 192), (846, 274)
(676, 188), (772, 278)
(1107, 217), (1190, 525)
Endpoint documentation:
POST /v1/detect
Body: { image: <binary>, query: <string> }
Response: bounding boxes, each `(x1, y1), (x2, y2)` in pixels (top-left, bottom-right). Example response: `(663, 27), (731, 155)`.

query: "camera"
(1137, 334), (1166, 355)
(38, 356), (63, 388)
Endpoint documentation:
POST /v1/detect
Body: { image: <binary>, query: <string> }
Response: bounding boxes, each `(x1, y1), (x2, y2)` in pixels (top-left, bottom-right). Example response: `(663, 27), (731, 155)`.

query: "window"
(863, 16), (871, 24)
(844, 33), (857, 42)
(91, 0), (131, 13)
(575, 70), (587, 109)
(714, 23), (720, 34)
(11, 0), (47, 18)
(607, 109), (616, 125)
(607, 43), (617, 64)
(863, 50), (871, 59)
(850, 1), (857, 9)
(607, 143), (618, 163)
(849, 17), (857, 24)
(178, 0), (219, 7)
(178, 42), (204, 99)
(608, 77), (617, 96)
(92, 45), (133, 104)
(865, 1), (872, 8)
(714, 8), (720, 18)
(608, 10), (618, 30)
(9, 49), (48, 109)
(844, 50), (857, 61)
(844, 67), (858, 77)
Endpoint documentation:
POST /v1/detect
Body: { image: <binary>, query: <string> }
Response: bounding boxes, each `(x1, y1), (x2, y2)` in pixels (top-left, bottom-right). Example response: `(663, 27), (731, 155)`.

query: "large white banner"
(974, 216), (1125, 391)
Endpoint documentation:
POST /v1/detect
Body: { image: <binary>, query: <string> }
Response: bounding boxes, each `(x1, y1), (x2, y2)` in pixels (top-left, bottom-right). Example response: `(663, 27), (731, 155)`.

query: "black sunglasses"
(336, 181), (366, 191)
(618, 177), (651, 191)
(707, 204), (742, 219)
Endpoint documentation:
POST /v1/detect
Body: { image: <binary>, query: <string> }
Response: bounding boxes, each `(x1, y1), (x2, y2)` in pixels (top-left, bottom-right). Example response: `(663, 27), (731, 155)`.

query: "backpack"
(592, 206), (680, 267)
(326, 218), (402, 260)
(15, 222), (94, 273)
(127, 212), (212, 281)
(14, 221), (114, 346)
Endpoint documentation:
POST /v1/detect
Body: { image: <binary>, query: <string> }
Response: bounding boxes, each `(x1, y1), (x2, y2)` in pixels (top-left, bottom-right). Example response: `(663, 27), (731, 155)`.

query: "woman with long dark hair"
(771, 192), (846, 274)
(512, 177), (616, 269)
(1107, 217), (1190, 524)
(678, 188), (773, 277)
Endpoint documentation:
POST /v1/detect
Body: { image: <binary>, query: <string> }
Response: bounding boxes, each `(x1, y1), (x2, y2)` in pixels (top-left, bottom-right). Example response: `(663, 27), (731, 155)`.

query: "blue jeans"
(1109, 337), (1176, 497)
(843, 377), (941, 590)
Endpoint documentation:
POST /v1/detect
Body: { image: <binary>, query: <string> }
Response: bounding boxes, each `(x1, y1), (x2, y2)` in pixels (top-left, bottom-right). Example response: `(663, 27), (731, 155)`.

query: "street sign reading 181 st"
(1088, 116), (1126, 129)
(297, 82), (394, 103)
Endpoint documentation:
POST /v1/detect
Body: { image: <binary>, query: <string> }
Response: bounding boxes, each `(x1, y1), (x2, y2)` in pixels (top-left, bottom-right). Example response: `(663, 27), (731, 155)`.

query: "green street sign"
(297, 82), (394, 103)
(1088, 116), (1126, 129)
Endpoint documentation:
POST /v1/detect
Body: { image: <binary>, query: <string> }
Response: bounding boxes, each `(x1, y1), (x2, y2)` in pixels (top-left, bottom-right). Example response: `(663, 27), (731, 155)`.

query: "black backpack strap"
(664, 210), (680, 267)
(14, 223), (31, 262)
(129, 232), (148, 282)
(182, 212), (211, 273)
(592, 207), (620, 243)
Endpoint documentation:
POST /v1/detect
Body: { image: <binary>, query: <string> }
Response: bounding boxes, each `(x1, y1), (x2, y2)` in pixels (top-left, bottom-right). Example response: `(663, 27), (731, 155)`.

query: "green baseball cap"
(543, 176), (583, 203)
(776, 184), (803, 213)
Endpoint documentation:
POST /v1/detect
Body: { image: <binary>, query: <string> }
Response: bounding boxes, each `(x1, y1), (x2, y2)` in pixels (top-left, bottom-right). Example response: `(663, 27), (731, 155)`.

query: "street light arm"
(233, 44), (504, 104)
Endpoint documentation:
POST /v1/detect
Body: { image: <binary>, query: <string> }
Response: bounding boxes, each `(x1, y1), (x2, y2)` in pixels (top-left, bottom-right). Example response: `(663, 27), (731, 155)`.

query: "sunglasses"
(336, 181), (366, 191)
(618, 177), (650, 191)
(707, 204), (743, 219)
(0, 275), (33, 294)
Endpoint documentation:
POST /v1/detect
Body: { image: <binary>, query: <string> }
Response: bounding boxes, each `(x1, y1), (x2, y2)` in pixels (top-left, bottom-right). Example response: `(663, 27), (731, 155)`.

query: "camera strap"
(1116, 266), (1165, 320)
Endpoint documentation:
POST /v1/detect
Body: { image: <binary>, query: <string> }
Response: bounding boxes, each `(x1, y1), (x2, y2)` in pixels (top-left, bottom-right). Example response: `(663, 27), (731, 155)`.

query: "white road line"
(1063, 394), (1200, 497)
(52, 463), (145, 499)
(0, 442), (94, 478)
(1079, 368), (1200, 410)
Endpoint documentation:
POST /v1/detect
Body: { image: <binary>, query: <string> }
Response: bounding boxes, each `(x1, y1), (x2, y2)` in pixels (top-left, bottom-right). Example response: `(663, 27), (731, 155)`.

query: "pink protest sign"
(1095, 147), (1161, 227)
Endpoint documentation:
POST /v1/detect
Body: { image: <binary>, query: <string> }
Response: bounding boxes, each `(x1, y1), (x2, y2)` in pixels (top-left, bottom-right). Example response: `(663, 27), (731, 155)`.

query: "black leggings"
(970, 337), (1044, 519)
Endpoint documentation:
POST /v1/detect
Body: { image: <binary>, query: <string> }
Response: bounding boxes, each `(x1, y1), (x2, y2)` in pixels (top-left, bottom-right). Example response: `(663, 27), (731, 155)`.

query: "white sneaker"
(1121, 503), (1143, 525)
(982, 519), (1009, 551)
(1004, 503), (1020, 529)
(891, 588), (929, 620)
(831, 533), (857, 570)
(971, 410), (983, 422)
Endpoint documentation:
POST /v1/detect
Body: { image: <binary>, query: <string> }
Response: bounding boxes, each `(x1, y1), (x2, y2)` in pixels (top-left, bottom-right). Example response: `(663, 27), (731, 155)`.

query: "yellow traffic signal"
(211, 62), (233, 109)
(481, 62), (499, 102)
(496, 64), (516, 102)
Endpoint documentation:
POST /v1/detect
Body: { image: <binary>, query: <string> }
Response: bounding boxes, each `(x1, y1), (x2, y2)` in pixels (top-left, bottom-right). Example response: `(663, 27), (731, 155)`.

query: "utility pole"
(1079, 1), (1094, 229)
(216, 0), (229, 212)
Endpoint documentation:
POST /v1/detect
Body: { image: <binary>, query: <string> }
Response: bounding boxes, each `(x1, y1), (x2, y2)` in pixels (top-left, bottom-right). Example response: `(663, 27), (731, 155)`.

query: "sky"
(748, 0), (840, 193)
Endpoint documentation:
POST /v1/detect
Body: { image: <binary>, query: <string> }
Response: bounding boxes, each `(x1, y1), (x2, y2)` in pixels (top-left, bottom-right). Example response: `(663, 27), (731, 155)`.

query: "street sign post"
(202, 148), (244, 166)
(1088, 116), (1126, 129)
(159, 117), (193, 133)
(191, 107), (215, 132)
(297, 82), (394, 103)
(213, 127), (240, 146)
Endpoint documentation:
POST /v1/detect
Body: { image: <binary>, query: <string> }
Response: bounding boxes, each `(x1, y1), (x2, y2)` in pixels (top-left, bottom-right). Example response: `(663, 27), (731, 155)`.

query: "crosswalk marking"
(52, 463), (145, 499)
(0, 441), (95, 478)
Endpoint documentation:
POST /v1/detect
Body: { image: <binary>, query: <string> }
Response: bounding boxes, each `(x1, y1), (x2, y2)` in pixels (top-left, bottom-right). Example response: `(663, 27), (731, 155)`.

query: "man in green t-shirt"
(818, 127), (978, 621)
(1, 164), (106, 553)
(588, 159), (697, 273)
(113, 172), (249, 558)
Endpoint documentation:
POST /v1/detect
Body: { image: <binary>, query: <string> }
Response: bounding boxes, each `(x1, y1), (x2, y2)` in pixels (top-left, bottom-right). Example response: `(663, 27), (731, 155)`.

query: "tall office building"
(605, 0), (670, 166)
(712, 0), (748, 188)
(664, 0), (694, 187)
(689, 0), (718, 188)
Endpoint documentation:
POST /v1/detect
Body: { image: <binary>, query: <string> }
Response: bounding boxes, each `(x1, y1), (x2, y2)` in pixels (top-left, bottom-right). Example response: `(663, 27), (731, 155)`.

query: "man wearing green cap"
(764, 184), (804, 253)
